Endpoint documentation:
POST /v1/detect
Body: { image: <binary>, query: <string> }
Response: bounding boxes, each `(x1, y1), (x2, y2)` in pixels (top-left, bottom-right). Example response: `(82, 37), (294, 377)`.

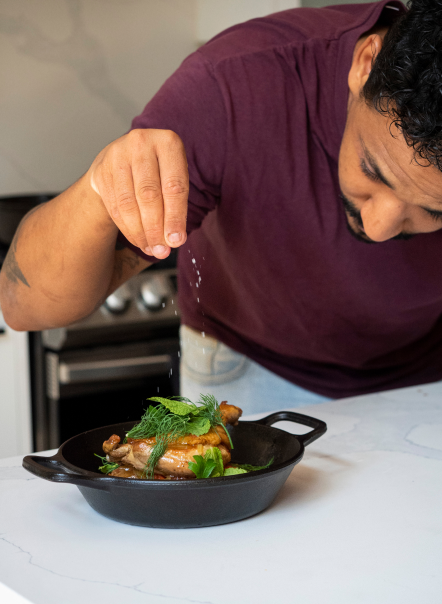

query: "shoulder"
(197, 3), (404, 67)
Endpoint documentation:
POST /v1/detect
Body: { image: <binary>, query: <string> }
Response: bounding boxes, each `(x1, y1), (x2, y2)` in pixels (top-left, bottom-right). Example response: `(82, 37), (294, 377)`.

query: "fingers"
(156, 131), (189, 249)
(89, 129), (189, 259)
(131, 143), (170, 258)
(90, 151), (136, 247)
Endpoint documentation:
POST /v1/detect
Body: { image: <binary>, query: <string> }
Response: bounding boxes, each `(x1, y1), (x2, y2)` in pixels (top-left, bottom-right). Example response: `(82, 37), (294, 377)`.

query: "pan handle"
(22, 454), (113, 491)
(252, 411), (327, 446)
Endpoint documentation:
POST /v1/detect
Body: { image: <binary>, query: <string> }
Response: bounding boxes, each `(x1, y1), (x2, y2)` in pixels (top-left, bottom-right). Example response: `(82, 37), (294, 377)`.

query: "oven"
(31, 257), (180, 451)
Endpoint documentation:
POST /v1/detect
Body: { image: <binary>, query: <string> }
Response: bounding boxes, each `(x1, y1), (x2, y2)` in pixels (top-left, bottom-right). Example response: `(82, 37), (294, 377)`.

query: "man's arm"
(0, 129), (188, 332)
(0, 174), (120, 331)
(107, 245), (152, 297)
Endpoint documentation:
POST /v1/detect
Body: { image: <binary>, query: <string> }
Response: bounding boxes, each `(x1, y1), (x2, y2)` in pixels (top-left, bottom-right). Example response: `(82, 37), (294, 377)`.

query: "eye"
(360, 159), (381, 183)
(424, 208), (442, 223)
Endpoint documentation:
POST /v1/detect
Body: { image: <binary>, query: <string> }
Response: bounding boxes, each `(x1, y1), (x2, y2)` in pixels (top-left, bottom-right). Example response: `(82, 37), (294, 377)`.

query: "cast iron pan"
(23, 411), (327, 528)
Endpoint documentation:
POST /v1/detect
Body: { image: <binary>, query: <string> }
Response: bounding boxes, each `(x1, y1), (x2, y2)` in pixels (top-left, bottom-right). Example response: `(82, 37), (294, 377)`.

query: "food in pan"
(95, 394), (273, 480)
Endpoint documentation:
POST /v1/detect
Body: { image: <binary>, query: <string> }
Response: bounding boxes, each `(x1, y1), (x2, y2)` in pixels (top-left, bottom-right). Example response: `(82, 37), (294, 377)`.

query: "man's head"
(339, 0), (442, 243)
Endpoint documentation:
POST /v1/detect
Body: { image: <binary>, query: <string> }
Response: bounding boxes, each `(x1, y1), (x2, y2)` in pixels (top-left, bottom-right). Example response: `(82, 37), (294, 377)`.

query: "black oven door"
(44, 338), (179, 448)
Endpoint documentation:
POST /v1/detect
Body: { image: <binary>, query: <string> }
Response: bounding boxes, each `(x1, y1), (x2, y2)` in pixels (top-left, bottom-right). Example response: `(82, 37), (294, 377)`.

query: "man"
(2, 0), (442, 414)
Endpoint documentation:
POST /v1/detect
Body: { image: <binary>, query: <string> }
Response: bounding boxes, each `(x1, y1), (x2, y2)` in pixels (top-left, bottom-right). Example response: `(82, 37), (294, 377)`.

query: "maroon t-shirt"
(121, 0), (442, 398)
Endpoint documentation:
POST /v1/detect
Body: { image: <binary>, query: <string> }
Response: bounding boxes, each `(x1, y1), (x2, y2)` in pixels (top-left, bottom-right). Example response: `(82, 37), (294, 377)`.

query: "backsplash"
(0, 0), (197, 195)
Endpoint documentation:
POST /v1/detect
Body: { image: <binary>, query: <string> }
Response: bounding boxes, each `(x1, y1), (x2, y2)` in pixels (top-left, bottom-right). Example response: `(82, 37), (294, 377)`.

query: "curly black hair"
(362, 0), (442, 170)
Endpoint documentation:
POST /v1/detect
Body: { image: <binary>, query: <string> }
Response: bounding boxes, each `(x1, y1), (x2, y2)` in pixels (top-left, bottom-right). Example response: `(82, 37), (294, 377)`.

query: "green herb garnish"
(229, 458), (274, 472)
(223, 467), (248, 476)
(188, 454), (217, 479)
(94, 454), (119, 475)
(188, 448), (273, 479)
(125, 394), (231, 479)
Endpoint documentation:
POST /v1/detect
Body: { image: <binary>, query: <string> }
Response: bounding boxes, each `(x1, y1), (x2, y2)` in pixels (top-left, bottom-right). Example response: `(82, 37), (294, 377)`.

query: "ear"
(348, 34), (383, 97)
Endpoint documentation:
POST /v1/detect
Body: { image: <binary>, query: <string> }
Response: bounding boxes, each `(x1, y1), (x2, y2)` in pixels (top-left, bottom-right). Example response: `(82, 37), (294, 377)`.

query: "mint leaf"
(224, 467), (248, 476)
(147, 397), (196, 416)
(188, 455), (217, 478)
(186, 416), (211, 436)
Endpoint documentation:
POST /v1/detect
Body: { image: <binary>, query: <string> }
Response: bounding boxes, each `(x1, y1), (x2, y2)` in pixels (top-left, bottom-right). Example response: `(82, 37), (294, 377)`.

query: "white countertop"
(0, 383), (441, 604)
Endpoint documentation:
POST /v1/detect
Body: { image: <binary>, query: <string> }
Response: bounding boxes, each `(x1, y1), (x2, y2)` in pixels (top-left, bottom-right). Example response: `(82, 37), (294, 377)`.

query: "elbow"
(0, 300), (31, 332)
(0, 282), (34, 332)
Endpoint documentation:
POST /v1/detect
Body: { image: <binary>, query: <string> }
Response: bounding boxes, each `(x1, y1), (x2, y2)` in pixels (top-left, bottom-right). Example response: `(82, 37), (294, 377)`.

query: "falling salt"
(202, 331), (205, 337)
(178, 351), (180, 357)
(175, 310), (177, 315)
(192, 258), (196, 264)
(196, 283), (198, 288)
(197, 298), (199, 302)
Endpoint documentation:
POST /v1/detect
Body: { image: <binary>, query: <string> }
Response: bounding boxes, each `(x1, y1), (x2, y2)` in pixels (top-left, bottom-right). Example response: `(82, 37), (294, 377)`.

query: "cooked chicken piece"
(103, 433), (121, 455)
(220, 401), (242, 426)
(173, 425), (231, 447)
(101, 402), (241, 478)
(103, 434), (231, 478)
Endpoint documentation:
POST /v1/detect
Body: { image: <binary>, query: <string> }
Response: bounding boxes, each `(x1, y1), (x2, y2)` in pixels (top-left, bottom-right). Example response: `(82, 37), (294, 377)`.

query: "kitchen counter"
(0, 383), (441, 604)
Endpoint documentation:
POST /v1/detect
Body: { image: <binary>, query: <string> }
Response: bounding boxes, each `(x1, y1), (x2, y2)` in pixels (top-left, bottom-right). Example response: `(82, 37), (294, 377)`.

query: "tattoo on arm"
(114, 248), (141, 282)
(1, 204), (45, 288)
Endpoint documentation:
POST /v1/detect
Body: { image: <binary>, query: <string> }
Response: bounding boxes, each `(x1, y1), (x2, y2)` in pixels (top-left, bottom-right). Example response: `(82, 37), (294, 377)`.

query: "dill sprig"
(125, 394), (231, 478)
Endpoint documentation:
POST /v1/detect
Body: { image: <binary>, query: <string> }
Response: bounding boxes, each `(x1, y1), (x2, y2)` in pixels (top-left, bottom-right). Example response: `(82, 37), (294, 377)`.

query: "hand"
(89, 129), (188, 259)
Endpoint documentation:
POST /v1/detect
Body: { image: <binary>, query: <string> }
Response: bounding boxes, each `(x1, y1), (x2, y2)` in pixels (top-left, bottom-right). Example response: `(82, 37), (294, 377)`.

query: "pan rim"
(57, 419), (304, 487)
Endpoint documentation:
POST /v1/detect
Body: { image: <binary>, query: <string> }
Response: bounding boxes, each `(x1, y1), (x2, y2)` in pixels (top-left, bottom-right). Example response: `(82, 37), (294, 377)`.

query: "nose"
(360, 195), (406, 242)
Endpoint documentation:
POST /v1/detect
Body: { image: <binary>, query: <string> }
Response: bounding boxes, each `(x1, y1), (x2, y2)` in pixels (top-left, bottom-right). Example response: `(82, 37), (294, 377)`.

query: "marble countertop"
(0, 383), (441, 604)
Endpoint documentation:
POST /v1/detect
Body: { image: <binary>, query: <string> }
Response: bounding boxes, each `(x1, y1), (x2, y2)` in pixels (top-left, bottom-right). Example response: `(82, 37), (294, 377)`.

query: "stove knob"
(104, 283), (131, 314)
(140, 275), (169, 311)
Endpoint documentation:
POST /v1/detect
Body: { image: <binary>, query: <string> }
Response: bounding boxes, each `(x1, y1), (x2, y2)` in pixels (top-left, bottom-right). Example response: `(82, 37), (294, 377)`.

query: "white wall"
(0, 0), (198, 195)
(0, 0), (302, 196)
(197, 0), (300, 43)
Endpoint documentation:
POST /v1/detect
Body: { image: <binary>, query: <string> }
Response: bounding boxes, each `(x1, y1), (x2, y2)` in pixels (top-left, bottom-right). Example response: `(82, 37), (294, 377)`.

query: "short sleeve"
(117, 50), (227, 260)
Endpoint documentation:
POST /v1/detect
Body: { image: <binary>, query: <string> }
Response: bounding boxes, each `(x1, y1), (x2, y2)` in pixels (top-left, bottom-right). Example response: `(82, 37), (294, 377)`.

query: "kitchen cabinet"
(0, 310), (32, 458)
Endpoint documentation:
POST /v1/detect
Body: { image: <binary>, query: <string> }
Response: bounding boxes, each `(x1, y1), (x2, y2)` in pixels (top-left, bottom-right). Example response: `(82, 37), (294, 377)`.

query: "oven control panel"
(42, 268), (180, 351)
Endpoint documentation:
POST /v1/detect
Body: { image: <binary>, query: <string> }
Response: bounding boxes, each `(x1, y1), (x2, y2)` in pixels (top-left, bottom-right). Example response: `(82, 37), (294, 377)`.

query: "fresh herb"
(125, 394), (231, 479)
(203, 446), (225, 477)
(230, 458), (274, 472)
(188, 447), (225, 478)
(188, 455), (217, 479)
(188, 448), (271, 479)
(94, 454), (119, 475)
(189, 447), (274, 478)
(224, 467), (248, 476)
(147, 396), (197, 416)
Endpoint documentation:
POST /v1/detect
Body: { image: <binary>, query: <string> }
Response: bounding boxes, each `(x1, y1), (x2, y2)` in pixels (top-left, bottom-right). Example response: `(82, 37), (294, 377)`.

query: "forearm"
(0, 173), (119, 331)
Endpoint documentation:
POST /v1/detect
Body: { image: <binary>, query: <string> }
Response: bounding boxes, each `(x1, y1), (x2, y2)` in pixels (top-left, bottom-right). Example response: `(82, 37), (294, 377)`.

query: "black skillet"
(23, 411), (327, 528)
